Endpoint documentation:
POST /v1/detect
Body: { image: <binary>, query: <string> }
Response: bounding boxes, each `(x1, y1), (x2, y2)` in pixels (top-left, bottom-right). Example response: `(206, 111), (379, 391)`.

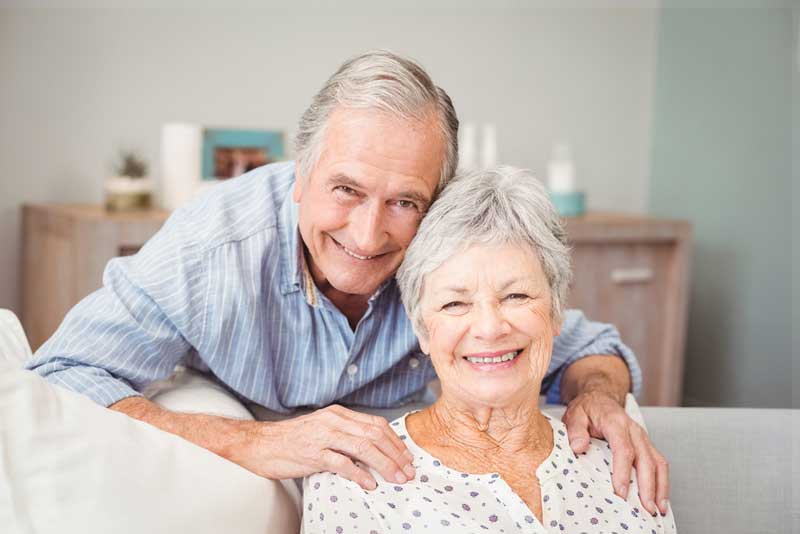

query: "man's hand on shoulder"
(112, 398), (416, 491)
(559, 355), (670, 518)
(253, 404), (416, 490)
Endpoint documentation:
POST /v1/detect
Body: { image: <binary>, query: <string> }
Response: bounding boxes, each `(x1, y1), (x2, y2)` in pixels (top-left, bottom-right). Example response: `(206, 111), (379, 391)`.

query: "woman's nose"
(470, 303), (511, 340)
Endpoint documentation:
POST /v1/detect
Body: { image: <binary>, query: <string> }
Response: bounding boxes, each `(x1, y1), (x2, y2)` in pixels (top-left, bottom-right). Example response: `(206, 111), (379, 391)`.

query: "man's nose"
(471, 302), (511, 341)
(350, 201), (387, 253)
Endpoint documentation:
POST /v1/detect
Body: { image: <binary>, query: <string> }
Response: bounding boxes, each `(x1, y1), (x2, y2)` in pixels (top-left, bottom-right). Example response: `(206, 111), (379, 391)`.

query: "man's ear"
(292, 173), (306, 202)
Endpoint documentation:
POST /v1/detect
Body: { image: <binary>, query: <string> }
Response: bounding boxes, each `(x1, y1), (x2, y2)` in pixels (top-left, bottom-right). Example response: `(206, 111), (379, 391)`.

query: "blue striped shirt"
(27, 161), (641, 411)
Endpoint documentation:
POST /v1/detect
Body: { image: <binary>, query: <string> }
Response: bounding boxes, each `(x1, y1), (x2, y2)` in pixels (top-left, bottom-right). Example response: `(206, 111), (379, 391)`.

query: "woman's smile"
(461, 348), (524, 371)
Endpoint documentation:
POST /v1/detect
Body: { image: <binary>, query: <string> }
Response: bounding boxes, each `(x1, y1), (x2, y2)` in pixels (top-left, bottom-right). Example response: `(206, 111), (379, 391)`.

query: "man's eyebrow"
(327, 173), (431, 205)
(396, 189), (432, 205)
(326, 174), (365, 189)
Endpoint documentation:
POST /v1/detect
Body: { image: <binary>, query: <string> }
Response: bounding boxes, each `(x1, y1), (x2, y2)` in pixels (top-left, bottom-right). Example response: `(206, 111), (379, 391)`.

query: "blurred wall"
(649, 3), (795, 408)
(793, 8), (799, 410)
(0, 4), (659, 314)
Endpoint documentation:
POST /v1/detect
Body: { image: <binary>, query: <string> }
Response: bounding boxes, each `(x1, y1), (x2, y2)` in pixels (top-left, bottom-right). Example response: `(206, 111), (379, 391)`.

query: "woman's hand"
(242, 404), (416, 490)
(562, 391), (670, 517)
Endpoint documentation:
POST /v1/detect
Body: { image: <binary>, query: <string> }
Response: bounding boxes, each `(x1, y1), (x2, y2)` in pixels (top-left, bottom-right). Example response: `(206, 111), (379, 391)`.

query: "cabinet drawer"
(567, 243), (675, 406)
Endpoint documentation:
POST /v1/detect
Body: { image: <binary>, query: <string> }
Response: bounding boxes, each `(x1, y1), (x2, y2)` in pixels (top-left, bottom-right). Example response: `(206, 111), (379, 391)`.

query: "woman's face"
(418, 243), (561, 408)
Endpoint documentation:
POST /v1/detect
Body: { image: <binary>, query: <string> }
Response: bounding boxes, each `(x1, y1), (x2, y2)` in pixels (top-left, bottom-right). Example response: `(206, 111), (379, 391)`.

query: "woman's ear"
(552, 317), (562, 338)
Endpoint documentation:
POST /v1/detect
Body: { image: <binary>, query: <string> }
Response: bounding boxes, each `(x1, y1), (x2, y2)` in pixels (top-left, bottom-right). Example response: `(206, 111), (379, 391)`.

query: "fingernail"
(364, 478), (377, 490)
(619, 485), (628, 499)
(395, 471), (407, 484)
(403, 464), (416, 479)
(648, 501), (657, 516)
(569, 438), (588, 450)
(660, 499), (669, 515)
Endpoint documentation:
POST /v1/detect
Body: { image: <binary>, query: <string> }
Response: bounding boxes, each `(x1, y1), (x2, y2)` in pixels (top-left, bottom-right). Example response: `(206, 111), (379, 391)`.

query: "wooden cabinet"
(21, 204), (169, 352)
(564, 214), (692, 406)
(21, 205), (690, 406)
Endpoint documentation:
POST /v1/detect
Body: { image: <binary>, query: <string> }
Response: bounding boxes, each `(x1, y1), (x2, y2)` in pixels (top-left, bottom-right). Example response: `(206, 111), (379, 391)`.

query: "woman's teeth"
(465, 350), (521, 364)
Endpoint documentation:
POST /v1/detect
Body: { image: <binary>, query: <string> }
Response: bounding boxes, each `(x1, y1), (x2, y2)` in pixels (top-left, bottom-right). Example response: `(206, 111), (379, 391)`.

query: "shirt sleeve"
(542, 309), (642, 404)
(302, 473), (386, 534)
(25, 210), (208, 408)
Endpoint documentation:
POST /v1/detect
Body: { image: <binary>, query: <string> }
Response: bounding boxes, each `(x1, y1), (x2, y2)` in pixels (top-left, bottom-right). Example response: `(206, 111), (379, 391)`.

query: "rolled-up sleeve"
(25, 210), (208, 408)
(542, 309), (641, 404)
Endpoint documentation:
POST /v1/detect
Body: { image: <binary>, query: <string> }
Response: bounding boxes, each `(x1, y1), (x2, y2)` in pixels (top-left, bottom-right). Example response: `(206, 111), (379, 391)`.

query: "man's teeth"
(341, 245), (374, 260)
(465, 350), (521, 364)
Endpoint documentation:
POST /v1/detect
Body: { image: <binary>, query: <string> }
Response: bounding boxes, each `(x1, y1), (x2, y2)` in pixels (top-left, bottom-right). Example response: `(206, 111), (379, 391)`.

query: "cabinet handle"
(611, 267), (654, 284)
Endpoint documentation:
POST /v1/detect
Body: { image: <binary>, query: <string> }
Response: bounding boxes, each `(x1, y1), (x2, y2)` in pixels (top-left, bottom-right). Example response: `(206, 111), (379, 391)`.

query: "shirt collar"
(277, 172), (312, 302)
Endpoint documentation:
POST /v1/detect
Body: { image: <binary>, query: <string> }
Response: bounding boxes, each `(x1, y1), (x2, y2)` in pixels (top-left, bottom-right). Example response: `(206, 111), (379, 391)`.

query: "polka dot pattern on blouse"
(303, 411), (676, 533)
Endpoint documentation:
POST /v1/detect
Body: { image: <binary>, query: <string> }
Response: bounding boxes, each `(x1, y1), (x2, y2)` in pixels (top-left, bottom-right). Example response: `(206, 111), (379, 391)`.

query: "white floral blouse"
(303, 412), (677, 534)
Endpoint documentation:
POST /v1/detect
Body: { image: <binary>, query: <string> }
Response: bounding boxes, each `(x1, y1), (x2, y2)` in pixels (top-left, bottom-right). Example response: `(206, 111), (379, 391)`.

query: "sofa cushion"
(0, 306), (300, 534)
(0, 309), (32, 366)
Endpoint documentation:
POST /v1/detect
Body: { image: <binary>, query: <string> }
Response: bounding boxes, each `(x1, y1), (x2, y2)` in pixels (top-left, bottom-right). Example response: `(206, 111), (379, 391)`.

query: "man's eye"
(334, 185), (357, 196)
(396, 199), (418, 211)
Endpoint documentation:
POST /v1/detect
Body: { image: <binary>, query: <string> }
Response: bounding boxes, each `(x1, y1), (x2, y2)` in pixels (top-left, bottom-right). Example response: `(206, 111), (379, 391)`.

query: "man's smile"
(327, 233), (391, 261)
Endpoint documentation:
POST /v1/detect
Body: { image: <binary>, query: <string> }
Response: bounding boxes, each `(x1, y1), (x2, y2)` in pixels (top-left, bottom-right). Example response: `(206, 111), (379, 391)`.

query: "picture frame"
(201, 128), (285, 181)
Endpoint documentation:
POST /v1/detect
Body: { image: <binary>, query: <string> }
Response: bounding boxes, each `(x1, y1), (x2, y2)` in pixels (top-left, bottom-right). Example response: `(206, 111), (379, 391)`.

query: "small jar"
(104, 176), (154, 211)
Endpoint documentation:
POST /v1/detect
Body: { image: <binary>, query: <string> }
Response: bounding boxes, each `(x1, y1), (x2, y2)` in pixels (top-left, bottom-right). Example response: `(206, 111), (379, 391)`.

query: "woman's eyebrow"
(439, 286), (470, 295)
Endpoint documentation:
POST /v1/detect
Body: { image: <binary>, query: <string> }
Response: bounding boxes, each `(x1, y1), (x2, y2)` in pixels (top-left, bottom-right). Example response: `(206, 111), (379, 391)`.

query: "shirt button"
(409, 357), (420, 369)
(346, 364), (358, 376)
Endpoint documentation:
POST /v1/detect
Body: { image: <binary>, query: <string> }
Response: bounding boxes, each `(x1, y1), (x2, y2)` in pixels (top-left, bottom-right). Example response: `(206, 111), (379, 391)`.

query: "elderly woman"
(303, 166), (676, 533)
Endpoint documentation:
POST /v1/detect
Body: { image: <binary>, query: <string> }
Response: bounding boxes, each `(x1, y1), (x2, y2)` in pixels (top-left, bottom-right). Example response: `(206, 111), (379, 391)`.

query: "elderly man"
(27, 50), (668, 516)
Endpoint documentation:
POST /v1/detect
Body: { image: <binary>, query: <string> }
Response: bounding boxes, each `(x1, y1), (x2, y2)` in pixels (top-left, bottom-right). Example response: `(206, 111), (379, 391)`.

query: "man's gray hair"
(397, 166), (573, 339)
(294, 50), (459, 193)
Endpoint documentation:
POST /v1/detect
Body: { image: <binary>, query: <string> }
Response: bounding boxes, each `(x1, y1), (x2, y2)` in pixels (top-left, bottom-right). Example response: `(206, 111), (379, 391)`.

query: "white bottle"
(547, 143), (575, 194)
(480, 124), (498, 169)
(458, 123), (477, 170)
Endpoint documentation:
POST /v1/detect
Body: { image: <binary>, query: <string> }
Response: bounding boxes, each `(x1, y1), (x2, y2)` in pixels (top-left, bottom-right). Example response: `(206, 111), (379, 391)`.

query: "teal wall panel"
(649, 3), (794, 407)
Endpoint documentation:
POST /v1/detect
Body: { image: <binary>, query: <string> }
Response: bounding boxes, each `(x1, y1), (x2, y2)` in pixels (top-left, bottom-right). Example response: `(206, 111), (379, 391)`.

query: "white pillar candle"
(160, 123), (202, 211)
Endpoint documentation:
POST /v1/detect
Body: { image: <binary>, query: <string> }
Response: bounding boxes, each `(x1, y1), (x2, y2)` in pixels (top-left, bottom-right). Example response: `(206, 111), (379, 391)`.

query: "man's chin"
(327, 277), (385, 298)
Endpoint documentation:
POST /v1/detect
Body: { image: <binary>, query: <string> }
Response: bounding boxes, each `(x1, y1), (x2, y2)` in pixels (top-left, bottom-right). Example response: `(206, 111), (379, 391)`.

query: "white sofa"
(1, 309), (797, 534)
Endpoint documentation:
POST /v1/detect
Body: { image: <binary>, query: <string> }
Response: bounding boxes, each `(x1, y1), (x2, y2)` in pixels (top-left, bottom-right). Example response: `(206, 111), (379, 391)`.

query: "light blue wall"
(649, 3), (795, 407)
(792, 7), (799, 410)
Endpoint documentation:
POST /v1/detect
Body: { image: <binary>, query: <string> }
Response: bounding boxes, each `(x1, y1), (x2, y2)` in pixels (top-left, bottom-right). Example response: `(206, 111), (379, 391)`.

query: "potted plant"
(104, 151), (154, 211)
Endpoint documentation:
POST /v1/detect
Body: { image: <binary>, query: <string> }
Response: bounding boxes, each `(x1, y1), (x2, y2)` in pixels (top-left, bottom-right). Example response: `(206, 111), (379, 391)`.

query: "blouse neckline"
(393, 410), (575, 485)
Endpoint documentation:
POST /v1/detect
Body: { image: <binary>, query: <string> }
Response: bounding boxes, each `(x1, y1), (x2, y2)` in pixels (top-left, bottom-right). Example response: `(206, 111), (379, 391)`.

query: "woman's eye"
(442, 301), (466, 311)
(505, 293), (530, 301)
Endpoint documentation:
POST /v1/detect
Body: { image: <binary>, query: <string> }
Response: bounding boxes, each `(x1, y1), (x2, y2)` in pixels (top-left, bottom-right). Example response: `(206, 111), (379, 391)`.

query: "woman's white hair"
(293, 50), (459, 193)
(397, 166), (573, 339)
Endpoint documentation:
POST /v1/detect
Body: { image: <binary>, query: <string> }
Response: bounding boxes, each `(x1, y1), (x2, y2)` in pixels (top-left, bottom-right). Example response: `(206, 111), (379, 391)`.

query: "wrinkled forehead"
(420, 242), (548, 300)
(315, 106), (445, 192)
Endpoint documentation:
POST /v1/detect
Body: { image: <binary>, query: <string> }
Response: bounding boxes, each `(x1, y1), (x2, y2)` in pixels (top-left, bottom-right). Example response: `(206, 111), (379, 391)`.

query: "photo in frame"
(201, 128), (285, 181)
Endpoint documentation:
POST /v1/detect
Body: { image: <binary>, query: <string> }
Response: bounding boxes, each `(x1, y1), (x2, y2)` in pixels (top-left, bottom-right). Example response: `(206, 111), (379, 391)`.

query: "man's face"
(293, 106), (444, 297)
